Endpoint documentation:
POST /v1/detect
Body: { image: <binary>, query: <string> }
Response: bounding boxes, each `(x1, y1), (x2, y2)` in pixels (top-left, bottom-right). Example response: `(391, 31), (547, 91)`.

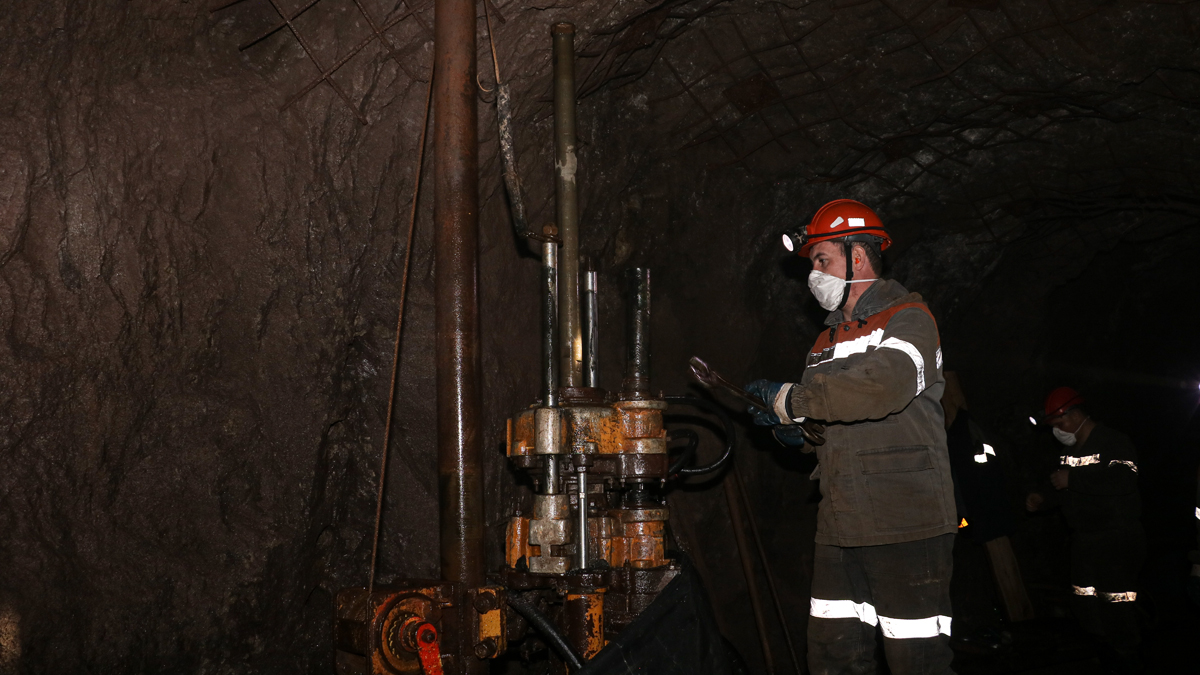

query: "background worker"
(1026, 387), (1143, 671)
(745, 200), (957, 675)
(941, 372), (1031, 650)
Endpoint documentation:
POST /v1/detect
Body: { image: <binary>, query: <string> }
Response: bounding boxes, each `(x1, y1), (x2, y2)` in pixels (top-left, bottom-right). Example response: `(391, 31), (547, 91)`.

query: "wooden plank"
(985, 535), (1036, 622)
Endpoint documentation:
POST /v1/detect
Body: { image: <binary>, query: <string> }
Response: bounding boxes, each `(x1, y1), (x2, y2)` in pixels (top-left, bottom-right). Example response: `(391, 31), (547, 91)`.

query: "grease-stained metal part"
(541, 236), (560, 407)
(564, 587), (606, 660)
(497, 83), (533, 239)
(528, 494), (572, 574)
(554, 23), (583, 388)
(433, 0), (485, 670)
(622, 268), (652, 398)
(582, 268), (599, 388)
(543, 454), (561, 496)
(414, 622), (445, 675)
(575, 462), (589, 570)
(471, 587), (507, 660)
(333, 582), (452, 675)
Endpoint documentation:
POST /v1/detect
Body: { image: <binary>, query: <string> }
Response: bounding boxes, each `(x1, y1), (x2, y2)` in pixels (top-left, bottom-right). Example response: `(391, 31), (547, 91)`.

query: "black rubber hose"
(664, 395), (735, 476)
(667, 428), (700, 475)
(506, 593), (585, 671)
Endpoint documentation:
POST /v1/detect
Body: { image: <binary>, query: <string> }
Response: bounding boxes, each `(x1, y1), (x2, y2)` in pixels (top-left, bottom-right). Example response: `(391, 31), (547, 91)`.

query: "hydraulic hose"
(667, 428), (699, 475)
(664, 396), (735, 477)
(506, 593), (586, 671)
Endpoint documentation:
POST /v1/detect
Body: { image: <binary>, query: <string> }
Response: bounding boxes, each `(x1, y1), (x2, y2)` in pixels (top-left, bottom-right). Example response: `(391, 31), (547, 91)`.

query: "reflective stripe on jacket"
(1056, 424), (1140, 532)
(789, 279), (958, 547)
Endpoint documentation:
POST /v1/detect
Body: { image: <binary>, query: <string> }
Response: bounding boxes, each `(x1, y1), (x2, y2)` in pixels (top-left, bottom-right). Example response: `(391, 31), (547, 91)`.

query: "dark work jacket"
(945, 411), (1013, 542)
(787, 279), (957, 547)
(1045, 424), (1140, 532)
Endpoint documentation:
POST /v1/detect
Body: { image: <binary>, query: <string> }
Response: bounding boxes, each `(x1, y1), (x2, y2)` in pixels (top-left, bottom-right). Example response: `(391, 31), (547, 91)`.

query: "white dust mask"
(807, 270), (875, 311)
(1052, 416), (1089, 446)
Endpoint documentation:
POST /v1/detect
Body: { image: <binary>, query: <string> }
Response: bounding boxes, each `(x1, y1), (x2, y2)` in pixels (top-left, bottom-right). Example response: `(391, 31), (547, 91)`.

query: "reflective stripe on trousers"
(810, 598), (952, 638)
(1073, 586), (1137, 602)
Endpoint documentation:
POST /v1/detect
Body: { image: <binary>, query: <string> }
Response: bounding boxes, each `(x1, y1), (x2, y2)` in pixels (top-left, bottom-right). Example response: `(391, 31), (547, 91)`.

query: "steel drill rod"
(434, 0), (485, 669)
(576, 467), (588, 570)
(553, 22), (583, 387)
(734, 468), (803, 675)
(542, 240), (560, 407)
(582, 268), (598, 388)
(623, 268), (651, 397)
(724, 470), (777, 674)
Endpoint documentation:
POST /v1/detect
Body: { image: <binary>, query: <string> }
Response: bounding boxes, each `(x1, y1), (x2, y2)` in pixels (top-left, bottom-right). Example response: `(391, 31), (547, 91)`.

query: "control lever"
(404, 619), (444, 675)
(688, 356), (826, 446)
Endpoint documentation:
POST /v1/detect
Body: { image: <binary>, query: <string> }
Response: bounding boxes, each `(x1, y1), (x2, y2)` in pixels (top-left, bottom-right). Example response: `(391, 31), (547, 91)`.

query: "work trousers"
(1070, 526), (1144, 659)
(808, 534), (955, 675)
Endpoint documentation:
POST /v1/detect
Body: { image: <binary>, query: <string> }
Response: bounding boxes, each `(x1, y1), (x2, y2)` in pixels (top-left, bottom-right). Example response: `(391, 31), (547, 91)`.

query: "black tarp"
(578, 556), (741, 675)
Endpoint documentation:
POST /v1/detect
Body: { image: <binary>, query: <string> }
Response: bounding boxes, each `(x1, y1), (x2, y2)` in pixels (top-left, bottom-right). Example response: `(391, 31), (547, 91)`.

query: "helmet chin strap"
(836, 240), (854, 312)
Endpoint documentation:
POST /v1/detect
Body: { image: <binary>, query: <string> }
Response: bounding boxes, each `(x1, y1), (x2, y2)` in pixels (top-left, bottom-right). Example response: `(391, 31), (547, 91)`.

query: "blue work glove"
(772, 425), (807, 448)
(744, 379), (787, 426)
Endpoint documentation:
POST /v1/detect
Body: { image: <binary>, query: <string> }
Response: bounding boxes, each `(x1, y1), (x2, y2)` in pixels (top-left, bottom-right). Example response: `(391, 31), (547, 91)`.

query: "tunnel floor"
(945, 608), (1200, 675)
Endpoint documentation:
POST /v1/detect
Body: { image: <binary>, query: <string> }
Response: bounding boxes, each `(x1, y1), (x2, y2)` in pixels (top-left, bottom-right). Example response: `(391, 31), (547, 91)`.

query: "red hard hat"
(1044, 386), (1084, 418)
(795, 199), (892, 257)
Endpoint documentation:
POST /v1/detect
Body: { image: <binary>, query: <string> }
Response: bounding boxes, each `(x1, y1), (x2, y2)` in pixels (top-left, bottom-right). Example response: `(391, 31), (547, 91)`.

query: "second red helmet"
(1044, 386), (1084, 418)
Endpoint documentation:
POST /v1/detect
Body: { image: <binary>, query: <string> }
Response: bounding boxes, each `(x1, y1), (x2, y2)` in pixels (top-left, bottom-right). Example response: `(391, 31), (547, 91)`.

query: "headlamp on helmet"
(782, 199), (892, 257)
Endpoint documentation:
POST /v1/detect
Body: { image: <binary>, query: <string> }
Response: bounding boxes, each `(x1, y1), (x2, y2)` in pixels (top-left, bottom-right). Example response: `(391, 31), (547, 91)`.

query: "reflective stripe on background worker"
(1190, 466), (1200, 607)
(745, 200), (957, 675)
(1189, 467), (1200, 607)
(1025, 387), (1144, 672)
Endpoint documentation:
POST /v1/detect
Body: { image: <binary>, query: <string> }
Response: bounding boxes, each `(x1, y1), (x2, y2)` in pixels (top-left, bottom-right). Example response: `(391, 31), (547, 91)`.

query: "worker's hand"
(1025, 493), (1044, 512)
(1050, 469), (1069, 490)
(772, 425), (806, 448)
(744, 379), (785, 425)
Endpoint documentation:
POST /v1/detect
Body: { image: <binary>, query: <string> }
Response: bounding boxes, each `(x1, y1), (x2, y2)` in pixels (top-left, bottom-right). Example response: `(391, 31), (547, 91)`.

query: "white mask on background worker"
(1052, 416), (1090, 446)
(807, 270), (875, 311)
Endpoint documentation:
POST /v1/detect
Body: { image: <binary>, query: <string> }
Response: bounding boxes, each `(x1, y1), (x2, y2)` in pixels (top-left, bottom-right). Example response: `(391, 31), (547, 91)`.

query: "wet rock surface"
(1, 0), (1198, 673)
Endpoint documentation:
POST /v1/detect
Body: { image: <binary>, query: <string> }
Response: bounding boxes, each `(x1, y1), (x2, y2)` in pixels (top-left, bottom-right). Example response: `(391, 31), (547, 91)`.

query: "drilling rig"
(332, 20), (733, 675)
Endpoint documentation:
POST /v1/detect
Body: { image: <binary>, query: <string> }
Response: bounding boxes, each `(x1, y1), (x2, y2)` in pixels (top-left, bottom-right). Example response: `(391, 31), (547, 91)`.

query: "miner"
(1026, 387), (1143, 670)
(745, 200), (957, 675)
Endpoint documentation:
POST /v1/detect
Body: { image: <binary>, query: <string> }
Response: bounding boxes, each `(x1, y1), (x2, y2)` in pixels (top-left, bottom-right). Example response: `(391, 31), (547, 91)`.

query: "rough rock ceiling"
(220, 0), (1200, 250)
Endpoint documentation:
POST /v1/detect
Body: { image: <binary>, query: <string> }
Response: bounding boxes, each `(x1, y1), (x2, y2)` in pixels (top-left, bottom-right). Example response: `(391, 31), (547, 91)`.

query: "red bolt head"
(420, 628), (436, 644)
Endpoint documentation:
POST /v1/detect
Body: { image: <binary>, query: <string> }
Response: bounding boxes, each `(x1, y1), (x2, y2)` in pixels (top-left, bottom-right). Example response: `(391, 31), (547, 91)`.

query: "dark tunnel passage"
(1, 0), (1199, 674)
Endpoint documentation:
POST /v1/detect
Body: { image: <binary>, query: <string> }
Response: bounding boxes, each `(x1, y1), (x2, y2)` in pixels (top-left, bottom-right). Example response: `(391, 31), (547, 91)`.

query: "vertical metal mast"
(434, 0), (485, 670)
(553, 23), (583, 388)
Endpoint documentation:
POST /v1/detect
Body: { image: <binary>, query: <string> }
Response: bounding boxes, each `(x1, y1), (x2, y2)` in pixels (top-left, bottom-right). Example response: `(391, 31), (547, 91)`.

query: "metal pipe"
(734, 468), (803, 675)
(542, 239), (560, 407)
(622, 268), (651, 398)
(544, 454), (560, 495)
(582, 267), (598, 388)
(433, 0), (485, 670)
(553, 23), (583, 388)
(576, 466), (588, 570)
(724, 471), (776, 675)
